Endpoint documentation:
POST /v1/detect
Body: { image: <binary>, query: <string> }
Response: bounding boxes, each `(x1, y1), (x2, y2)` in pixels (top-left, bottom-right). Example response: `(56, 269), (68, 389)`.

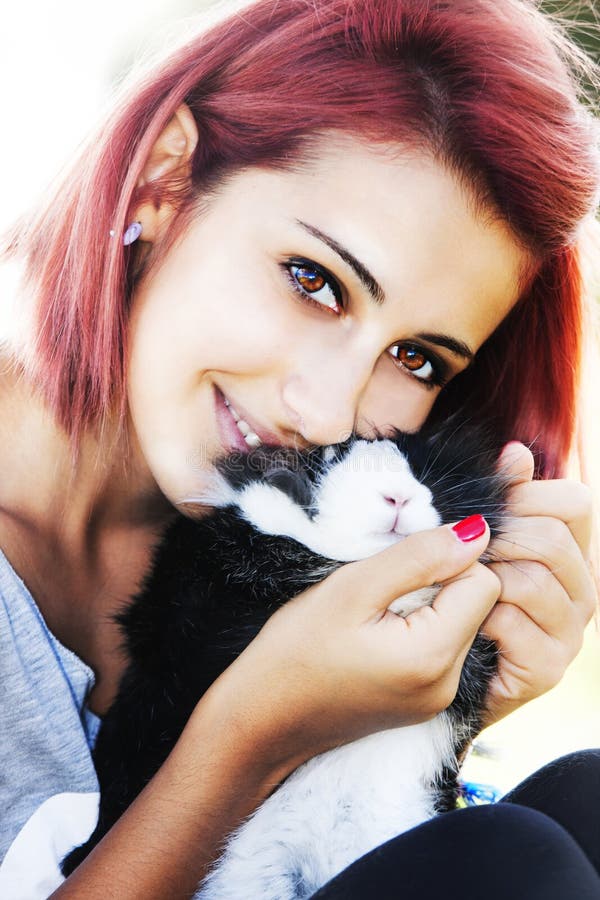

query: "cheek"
(358, 362), (439, 435)
(130, 264), (290, 382)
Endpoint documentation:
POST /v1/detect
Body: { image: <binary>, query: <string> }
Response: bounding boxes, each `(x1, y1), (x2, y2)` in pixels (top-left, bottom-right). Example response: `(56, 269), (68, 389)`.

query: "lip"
(213, 386), (289, 451)
(214, 386), (249, 452)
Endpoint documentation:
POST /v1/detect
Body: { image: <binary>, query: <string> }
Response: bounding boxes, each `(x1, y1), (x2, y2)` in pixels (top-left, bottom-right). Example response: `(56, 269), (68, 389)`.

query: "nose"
(383, 492), (416, 534)
(281, 353), (375, 446)
(384, 495), (410, 509)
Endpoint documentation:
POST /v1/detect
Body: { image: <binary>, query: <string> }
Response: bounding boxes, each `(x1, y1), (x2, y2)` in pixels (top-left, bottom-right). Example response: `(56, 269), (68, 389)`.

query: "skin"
(127, 144), (523, 495)
(0, 106), (593, 897)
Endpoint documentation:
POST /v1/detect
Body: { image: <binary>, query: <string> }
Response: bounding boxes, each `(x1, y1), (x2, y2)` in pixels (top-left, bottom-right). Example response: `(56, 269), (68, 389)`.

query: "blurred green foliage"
(541, 1), (598, 60)
(540, 1), (599, 104)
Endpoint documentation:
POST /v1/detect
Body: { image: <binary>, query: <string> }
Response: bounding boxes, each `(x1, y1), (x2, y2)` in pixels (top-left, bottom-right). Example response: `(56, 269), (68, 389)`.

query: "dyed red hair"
(4, 0), (599, 475)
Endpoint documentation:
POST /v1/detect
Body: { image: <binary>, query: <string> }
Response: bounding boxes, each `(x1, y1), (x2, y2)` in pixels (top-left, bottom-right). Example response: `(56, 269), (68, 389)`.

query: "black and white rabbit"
(63, 421), (510, 898)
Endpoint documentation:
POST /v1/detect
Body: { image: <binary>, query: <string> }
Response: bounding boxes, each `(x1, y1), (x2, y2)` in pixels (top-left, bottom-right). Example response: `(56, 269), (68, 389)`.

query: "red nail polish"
(452, 514), (487, 542)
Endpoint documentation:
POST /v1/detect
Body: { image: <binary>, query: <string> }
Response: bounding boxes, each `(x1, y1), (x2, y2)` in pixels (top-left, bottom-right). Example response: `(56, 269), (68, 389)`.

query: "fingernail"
(452, 514), (487, 542)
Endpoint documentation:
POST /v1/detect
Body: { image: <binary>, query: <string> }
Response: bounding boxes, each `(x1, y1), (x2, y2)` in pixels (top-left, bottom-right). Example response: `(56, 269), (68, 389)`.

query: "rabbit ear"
(263, 466), (314, 509)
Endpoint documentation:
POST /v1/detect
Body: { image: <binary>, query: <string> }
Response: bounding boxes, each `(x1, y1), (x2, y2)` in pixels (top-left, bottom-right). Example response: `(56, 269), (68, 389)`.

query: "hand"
(201, 519), (500, 779)
(54, 521), (500, 898)
(481, 442), (597, 727)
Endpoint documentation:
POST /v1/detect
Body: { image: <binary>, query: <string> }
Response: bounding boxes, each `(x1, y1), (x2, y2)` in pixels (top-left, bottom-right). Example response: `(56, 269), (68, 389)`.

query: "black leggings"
(313, 749), (600, 899)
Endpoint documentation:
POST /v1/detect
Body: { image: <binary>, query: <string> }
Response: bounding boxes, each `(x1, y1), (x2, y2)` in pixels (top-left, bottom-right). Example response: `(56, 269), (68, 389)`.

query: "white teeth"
(224, 398), (238, 420)
(243, 432), (262, 449)
(222, 394), (263, 448)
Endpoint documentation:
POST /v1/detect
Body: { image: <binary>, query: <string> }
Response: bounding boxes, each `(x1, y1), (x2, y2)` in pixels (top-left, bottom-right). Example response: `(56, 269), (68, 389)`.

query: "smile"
(214, 386), (292, 453)
(214, 386), (266, 453)
(223, 397), (263, 449)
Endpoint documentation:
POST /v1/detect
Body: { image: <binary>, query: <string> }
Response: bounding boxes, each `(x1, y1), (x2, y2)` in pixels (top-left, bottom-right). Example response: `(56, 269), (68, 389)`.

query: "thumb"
(334, 515), (491, 617)
(497, 441), (534, 485)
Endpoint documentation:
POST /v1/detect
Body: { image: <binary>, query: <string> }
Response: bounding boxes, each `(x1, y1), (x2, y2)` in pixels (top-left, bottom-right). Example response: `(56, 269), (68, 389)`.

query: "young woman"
(0, 0), (598, 897)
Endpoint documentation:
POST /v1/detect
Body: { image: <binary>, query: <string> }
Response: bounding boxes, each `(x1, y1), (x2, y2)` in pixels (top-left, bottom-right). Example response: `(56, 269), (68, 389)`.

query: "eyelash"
(282, 257), (449, 389)
(283, 257), (344, 314)
(387, 344), (448, 390)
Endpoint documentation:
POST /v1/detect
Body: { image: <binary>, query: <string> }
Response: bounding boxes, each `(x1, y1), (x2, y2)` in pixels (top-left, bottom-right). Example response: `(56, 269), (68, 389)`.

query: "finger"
(428, 561), (502, 652)
(501, 479), (593, 557)
(377, 562), (501, 707)
(497, 441), (535, 485)
(482, 601), (574, 698)
(333, 518), (491, 616)
(490, 516), (596, 621)
(488, 559), (586, 648)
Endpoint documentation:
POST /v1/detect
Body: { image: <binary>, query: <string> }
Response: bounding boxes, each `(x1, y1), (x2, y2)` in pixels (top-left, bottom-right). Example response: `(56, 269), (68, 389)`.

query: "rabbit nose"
(383, 495), (410, 509)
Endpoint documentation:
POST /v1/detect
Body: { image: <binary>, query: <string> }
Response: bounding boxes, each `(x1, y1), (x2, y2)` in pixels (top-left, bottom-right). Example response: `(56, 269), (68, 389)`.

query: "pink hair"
(4, 0), (599, 474)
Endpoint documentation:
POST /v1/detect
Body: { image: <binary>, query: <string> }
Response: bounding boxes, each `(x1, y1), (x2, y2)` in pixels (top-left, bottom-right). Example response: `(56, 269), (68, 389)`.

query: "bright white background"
(0, 0), (213, 232)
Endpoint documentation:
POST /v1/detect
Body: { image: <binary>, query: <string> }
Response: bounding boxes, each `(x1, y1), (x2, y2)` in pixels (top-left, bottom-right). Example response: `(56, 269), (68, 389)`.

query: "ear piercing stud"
(109, 222), (143, 245)
(122, 221), (143, 245)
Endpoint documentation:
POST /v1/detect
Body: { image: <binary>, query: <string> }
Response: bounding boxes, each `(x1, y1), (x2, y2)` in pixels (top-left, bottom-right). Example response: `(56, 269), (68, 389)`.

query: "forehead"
(222, 134), (533, 350)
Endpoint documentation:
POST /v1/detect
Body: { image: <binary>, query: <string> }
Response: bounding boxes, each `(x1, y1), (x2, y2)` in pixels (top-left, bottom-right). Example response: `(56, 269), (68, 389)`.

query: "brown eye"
(388, 344), (436, 383)
(287, 262), (341, 311)
(296, 268), (326, 292)
(398, 347), (426, 371)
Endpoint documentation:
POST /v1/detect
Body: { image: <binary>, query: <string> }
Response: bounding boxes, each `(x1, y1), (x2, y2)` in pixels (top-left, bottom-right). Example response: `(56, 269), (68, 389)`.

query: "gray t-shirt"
(0, 550), (100, 898)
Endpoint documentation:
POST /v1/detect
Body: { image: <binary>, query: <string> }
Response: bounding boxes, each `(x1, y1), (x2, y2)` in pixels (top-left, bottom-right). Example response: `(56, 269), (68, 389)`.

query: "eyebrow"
(415, 332), (475, 362)
(295, 219), (475, 362)
(295, 219), (386, 305)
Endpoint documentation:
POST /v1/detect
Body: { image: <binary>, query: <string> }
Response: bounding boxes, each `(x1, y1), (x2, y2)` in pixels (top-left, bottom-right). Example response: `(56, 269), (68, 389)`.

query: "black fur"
(62, 420), (509, 875)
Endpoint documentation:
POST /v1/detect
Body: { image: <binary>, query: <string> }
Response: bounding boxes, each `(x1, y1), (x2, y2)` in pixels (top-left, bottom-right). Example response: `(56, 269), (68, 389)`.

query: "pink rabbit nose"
(383, 495), (410, 508)
(383, 494), (413, 534)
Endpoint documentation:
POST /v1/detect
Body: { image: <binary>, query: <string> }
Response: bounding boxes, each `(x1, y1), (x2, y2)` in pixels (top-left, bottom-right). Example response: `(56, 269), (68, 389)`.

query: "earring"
(122, 221), (143, 246)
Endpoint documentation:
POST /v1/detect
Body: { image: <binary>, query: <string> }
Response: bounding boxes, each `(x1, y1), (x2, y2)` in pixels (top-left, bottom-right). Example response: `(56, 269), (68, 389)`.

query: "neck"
(0, 357), (174, 554)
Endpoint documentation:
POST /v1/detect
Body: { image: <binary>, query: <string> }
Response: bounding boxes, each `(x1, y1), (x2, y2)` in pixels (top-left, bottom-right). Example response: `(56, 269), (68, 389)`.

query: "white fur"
(195, 440), (453, 899)
(198, 716), (455, 900)
(181, 470), (238, 510)
(236, 440), (440, 562)
(389, 584), (441, 616)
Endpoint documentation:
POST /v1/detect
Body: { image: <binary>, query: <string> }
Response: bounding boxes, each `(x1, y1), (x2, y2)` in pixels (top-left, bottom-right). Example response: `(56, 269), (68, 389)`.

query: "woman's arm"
(52, 520), (498, 899)
(483, 442), (596, 726)
(51, 685), (290, 899)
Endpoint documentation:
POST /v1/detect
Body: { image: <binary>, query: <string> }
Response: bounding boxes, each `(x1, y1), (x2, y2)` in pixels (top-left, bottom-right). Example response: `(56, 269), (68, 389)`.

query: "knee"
(458, 801), (573, 851)
(315, 803), (599, 900)
(403, 804), (597, 897)
(504, 748), (600, 807)
(542, 748), (600, 785)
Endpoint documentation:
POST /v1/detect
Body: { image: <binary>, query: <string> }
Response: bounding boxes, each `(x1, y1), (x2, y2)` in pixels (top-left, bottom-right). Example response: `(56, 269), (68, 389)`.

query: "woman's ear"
(132, 103), (199, 242)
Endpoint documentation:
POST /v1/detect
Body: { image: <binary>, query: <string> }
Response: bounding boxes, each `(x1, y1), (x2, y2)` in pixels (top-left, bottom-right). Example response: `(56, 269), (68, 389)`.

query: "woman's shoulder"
(0, 558), (99, 893)
(0, 543), (97, 716)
